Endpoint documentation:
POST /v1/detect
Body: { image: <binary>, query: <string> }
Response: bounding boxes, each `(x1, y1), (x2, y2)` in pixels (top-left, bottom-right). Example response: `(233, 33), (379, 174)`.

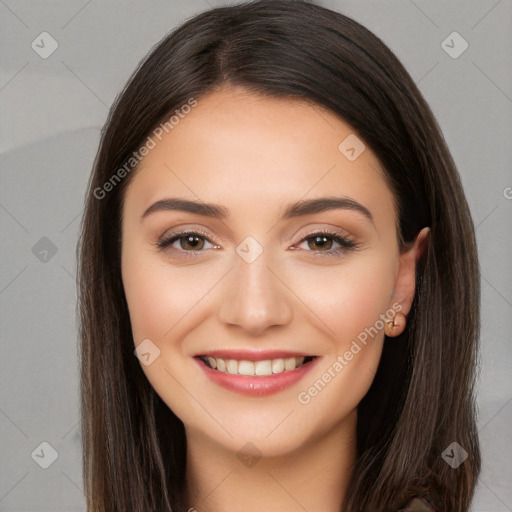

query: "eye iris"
(182, 235), (204, 251)
(308, 235), (332, 251)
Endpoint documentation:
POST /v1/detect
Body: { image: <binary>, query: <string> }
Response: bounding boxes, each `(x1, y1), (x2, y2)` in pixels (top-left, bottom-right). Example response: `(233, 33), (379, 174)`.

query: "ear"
(389, 227), (430, 316)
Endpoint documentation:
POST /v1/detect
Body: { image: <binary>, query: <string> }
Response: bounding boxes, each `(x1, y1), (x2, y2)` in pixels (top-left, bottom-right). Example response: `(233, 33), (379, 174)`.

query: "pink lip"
(194, 356), (320, 397)
(195, 349), (315, 361)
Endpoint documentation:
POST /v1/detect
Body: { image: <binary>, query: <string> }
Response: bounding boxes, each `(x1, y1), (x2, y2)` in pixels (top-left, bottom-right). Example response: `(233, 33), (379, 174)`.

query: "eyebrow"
(141, 196), (374, 223)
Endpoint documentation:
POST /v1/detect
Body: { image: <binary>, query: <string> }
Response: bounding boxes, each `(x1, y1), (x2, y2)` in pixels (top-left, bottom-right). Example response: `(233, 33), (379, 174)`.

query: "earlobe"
(388, 226), (430, 323)
(384, 312), (407, 337)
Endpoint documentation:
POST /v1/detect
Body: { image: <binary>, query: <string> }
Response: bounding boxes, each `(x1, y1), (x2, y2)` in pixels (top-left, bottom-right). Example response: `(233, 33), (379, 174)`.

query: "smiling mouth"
(197, 355), (317, 376)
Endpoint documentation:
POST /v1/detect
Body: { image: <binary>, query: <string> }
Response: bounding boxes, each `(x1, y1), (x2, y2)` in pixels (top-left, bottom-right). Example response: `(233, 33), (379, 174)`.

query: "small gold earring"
(385, 312), (407, 337)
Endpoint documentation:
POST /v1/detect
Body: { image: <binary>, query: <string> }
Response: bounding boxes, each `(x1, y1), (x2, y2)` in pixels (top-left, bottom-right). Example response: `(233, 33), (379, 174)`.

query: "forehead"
(124, 86), (395, 226)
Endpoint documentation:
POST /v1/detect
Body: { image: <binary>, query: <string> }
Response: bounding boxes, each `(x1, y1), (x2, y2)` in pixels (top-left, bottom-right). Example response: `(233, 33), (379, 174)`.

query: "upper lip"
(195, 349), (316, 361)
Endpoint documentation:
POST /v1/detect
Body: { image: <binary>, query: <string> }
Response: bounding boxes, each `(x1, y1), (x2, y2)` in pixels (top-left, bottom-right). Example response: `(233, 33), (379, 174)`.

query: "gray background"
(1, 0), (511, 510)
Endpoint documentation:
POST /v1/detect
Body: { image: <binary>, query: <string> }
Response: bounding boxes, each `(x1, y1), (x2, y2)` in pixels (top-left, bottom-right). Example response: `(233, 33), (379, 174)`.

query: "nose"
(218, 250), (293, 336)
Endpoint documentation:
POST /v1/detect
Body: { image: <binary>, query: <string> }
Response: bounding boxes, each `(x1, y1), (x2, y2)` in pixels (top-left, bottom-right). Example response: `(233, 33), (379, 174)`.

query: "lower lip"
(195, 357), (319, 396)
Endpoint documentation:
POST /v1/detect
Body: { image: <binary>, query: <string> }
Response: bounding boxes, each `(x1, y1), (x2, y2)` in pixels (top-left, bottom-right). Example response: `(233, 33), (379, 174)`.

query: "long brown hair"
(77, 1), (481, 510)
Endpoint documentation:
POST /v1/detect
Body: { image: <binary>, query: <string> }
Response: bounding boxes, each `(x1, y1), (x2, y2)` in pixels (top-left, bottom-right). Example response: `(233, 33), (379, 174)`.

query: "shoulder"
(397, 496), (435, 511)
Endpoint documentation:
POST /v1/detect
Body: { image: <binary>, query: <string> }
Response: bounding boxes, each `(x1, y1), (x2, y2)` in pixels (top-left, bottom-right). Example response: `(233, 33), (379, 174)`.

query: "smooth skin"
(121, 85), (429, 512)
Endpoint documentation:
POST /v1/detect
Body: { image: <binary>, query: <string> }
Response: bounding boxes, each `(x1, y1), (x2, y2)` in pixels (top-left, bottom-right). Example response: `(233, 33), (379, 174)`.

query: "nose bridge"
(218, 241), (293, 335)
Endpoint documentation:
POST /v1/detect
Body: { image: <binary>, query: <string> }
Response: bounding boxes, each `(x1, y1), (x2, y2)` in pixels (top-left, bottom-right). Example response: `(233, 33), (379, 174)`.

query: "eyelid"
(157, 226), (222, 246)
(295, 225), (353, 243)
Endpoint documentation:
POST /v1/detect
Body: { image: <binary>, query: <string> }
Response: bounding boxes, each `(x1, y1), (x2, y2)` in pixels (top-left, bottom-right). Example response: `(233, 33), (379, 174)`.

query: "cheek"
(289, 253), (395, 347)
(122, 259), (167, 342)
(291, 258), (395, 428)
(121, 253), (215, 424)
(336, 269), (393, 340)
(122, 253), (216, 343)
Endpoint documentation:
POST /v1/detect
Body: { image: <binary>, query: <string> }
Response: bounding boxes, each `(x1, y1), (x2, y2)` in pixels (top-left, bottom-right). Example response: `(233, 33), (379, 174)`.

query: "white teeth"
(203, 356), (310, 376)
(284, 357), (296, 371)
(238, 360), (254, 376)
(255, 360), (272, 376)
(227, 359), (238, 374)
(272, 358), (284, 373)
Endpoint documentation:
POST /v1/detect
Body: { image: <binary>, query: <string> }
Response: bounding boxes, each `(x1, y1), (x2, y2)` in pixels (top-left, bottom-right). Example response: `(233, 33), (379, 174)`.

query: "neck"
(183, 410), (357, 512)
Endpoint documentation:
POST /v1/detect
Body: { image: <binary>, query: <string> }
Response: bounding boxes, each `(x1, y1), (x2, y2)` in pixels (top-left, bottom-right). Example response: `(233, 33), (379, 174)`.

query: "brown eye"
(156, 230), (219, 257)
(296, 230), (357, 257)
(178, 234), (205, 251)
(307, 234), (334, 251)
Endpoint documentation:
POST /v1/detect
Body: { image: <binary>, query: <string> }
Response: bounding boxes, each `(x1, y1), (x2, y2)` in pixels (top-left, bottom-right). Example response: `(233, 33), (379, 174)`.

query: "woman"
(77, 1), (481, 510)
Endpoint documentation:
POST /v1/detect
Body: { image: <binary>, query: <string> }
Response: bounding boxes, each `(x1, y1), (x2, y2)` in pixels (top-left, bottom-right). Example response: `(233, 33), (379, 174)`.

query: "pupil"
(184, 235), (202, 250)
(311, 235), (331, 250)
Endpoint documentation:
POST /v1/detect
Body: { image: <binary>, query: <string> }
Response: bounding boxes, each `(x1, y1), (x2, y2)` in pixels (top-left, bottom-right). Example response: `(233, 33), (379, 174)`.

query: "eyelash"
(297, 228), (358, 256)
(156, 228), (358, 258)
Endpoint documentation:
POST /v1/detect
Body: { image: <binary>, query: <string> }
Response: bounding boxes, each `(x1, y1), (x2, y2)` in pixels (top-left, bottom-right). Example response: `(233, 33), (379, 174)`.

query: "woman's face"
(121, 85), (421, 457)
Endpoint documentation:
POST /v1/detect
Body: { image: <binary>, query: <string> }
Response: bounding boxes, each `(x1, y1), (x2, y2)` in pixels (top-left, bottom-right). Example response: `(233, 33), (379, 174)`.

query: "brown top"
(397, 497), (435, 511)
